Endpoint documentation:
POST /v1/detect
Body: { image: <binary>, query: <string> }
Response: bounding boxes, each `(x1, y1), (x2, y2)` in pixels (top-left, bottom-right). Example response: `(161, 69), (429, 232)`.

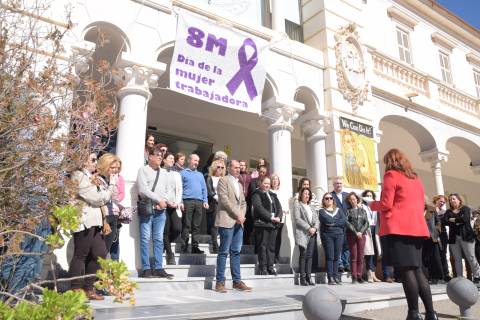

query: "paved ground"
(92, 282), (462, 319)
(345, 299), (480, 319)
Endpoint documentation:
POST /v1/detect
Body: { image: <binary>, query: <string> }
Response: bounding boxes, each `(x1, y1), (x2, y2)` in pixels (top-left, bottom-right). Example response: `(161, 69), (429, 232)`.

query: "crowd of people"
(69, 135), (480, 320)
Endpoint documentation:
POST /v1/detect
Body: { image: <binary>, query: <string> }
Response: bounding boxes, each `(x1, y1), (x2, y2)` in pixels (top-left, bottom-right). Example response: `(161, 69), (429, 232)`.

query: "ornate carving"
(262, 105), (299, 131)
(334, 23), (369, 112)
(114, 65), (159, 100)
(419, 149), (449, 164)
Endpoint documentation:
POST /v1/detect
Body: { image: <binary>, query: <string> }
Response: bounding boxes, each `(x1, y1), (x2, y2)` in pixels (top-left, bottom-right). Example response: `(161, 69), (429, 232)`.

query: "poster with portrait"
(339, 117), (378, 191)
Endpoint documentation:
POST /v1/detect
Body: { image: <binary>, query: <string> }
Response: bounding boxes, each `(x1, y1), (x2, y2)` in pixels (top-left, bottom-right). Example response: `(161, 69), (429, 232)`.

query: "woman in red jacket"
(369, 149), (437, 320)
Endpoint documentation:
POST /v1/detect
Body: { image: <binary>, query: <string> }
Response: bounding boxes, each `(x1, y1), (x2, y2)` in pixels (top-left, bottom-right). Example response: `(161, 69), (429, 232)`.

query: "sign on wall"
(170, 9), (269, 114)
(339, 117), (378, 191)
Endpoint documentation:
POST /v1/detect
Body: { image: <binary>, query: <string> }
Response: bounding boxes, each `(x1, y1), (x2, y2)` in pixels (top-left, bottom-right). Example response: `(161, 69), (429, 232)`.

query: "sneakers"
(191, 247), (204, 254)
(215, 282), (227, 293)
(139, 269), (153, 278)
(153, 269), (174, 278)
(233, 281), (252, 292)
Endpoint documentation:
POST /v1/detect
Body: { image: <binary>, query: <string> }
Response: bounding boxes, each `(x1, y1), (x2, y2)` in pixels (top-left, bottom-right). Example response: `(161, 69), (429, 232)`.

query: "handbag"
(137, 169), (160, 216)
(118, 206), (135, 224)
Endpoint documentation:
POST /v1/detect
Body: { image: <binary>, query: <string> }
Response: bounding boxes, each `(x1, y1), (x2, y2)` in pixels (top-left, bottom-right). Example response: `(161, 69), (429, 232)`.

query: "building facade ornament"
(419, 148), (449, 164)
(262, 97), (303, 131)
(334, 23), (369, 113)
(114, 65), (160, 100)
(300, 111), (330, 142)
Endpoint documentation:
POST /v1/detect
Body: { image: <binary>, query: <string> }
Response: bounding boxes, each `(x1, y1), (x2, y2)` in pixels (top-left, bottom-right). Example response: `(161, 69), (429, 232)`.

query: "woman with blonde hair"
(206, 159), (226, 253)
(367, 149), (436, 320)
(69, 152), (116, 300)
(97, 153), (123, 255)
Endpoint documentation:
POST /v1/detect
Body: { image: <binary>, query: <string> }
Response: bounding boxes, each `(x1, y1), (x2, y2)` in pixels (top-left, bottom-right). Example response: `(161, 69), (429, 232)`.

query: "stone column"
(262, 98), (302, 201)
(262, 98), (302, 266)
(420, 149), (449, 196)
(301, 114), (329, 198)
(271, 0), (285, 33)
(114, 60), (165, 270)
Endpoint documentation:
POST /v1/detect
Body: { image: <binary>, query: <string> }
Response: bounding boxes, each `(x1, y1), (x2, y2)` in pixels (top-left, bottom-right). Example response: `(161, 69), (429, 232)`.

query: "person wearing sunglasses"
(206, 159), (226, 253)
(319, 193), (347, 285)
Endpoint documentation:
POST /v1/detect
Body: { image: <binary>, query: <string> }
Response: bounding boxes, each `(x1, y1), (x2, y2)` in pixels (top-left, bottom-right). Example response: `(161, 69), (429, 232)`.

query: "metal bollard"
(446, 277), (479, 319)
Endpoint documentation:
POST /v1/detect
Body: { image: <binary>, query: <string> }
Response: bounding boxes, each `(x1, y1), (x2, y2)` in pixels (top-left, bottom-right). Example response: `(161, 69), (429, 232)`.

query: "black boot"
(306, 274), (315, 286)
(327, 276), (336, 285)
(406, 310), (423, 320)
(300, 274), (308, 286)
(424, 311), (438, 320)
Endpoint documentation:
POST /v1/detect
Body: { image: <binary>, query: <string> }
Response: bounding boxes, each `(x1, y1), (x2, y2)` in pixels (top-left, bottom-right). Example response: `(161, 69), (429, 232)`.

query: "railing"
(369, 48), (480, 118)
(370, 50), (429, 96)
(437, 83), (479, 116)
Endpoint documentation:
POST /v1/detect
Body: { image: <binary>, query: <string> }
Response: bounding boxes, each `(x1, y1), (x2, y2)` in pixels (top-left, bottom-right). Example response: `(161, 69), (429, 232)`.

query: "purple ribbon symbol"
(226, 38), (258, 101)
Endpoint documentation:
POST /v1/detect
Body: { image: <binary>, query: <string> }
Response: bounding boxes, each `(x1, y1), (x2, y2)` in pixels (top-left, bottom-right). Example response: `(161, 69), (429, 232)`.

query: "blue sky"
(436, 0), (480, 30)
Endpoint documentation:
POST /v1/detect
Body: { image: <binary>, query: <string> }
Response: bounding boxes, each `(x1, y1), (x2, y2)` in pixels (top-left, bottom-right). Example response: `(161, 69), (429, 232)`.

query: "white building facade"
(46, 0), (480, 271)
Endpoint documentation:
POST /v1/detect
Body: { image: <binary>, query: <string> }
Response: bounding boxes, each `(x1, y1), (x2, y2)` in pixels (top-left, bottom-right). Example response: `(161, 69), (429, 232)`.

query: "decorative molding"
(70, 41), (96, 78)
(334, 23), (369, 113)
(419, 149), (449, 164)
(431, 32), (456, 52)
(466, 53), (480, 67)
(299, 110), (330, 141)
(471, 165), (480, 175)
(262, 97), (303, 131)
(387, 6), (418, 30)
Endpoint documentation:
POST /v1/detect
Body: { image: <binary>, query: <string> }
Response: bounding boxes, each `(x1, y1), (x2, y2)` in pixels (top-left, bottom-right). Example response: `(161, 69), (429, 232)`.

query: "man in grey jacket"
(136, 146), (173, 279)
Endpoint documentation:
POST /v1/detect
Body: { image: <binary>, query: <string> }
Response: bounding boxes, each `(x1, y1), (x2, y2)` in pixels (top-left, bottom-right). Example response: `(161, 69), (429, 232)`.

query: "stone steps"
(171, 243), (256, 254)
(132, 274), (296, 292)
(131, 263), (293, 278)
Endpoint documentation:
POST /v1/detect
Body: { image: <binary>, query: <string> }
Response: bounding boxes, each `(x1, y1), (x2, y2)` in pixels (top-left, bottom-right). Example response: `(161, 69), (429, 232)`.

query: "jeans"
(216, 224), (243, 283)
(104, 215), (118, 254)
(181, 199), (203, 248)
(339, 231), (350, 269)
(380, 235), (394, 279)
(321, 232), (344, 277)
(139, 209), (166, 270)
(1, 219), (51, 293)
(347, 233), (366, 278)
(299, 235), (316, 275)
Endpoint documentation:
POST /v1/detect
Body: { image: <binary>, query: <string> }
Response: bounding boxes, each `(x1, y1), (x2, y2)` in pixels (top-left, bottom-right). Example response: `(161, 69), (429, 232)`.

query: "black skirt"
(385, 235), (424, 268)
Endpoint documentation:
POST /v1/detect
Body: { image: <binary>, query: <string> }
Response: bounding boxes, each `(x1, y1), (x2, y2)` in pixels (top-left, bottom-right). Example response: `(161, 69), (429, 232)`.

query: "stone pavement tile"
(343, 299), (480, 320)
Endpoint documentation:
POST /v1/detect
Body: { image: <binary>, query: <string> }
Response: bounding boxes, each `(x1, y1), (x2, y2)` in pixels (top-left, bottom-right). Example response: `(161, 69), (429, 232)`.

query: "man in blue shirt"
(180, 153), (209, 254)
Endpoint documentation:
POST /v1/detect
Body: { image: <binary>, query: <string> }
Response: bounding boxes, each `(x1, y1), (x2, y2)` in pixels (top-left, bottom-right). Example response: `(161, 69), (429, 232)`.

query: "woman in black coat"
(251, 176), (283, 275)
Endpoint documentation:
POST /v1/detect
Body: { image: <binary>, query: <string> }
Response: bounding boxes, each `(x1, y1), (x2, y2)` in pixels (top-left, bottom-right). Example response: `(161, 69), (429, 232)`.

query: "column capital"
(299, 110), (330, 142)
(70, 41), (96, 81)
(374, 129), (383, 144)
(419, 148), (449, 165)
(262, 97), (303, 131)
(471, 165), (480, 175)
(114, 52), (166, 100)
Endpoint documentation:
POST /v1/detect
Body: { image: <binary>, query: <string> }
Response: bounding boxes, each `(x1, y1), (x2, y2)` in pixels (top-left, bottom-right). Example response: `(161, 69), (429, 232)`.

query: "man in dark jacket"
(331, 177), (350, 273)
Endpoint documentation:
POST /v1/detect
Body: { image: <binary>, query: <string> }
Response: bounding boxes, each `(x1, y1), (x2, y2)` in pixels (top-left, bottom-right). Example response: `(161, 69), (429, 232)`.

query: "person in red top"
(368, 149), (437, 320)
